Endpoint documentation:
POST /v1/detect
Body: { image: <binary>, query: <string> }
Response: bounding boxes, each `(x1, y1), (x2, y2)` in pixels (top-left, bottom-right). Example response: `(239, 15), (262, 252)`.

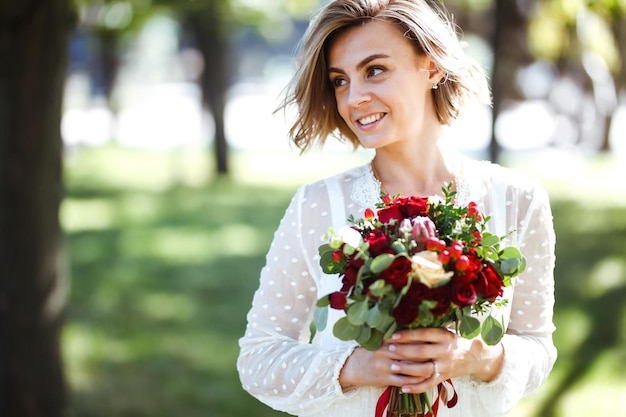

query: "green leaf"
(500, 246), (522, 260)
(459, 316), (481, 339)
(500, 258), (521, 276)
(368, 279), (387, 298)
(343, 244), (356, 256)
(333, 317), (361, 341)
(367, 304), (384, 328)
(346, 301), (369, 325)
(314, 305), (328, 332)
(391, 241), (406, 254)
(360, 329), (385, 351)
(370, 253), (396, 274)
(319, 250), (338, 274)
(316, 295), (330, 308)
(383, 322), (398, 340)
(318, 243), (333, 257)
(481, 315), (504, 345)
(356, 325), (372, 345)
(481, 233), (501, 247)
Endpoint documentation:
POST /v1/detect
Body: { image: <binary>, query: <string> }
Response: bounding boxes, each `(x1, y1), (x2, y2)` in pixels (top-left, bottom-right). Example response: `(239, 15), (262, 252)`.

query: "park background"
(1, 0), (626, 416)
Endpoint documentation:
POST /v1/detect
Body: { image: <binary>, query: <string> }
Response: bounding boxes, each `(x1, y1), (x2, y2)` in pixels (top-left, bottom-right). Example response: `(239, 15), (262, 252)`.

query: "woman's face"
(327, 19), (440, 149)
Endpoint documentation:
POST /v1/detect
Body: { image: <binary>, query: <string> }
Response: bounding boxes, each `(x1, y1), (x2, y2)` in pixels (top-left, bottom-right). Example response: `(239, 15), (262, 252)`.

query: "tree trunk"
(184, 3), (230, 175)
(490, 0), (532, 162)
(0, 0), (72, 415)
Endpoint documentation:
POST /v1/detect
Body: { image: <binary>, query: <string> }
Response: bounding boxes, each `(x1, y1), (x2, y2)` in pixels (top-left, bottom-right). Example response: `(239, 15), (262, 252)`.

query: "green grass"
(61, 146), (626, 417)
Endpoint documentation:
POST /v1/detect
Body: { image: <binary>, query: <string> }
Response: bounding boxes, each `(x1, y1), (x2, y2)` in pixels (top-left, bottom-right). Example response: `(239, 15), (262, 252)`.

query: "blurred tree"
(0, 0), (75, 415)
(448, 0), (533, 162)
(73, 0), (318, 176)
(180, 0), (231, 175)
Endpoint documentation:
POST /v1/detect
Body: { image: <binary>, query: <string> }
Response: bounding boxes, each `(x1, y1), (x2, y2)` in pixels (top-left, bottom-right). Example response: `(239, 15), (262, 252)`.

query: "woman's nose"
(347, 81), (372, 108)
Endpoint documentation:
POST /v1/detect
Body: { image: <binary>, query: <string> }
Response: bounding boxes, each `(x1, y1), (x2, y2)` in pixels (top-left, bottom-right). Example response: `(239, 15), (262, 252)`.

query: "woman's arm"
(237, 185), (359, 415)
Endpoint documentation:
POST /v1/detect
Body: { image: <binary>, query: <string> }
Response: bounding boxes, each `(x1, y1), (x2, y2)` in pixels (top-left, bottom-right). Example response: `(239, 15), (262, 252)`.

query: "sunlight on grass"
(553, 309), (591, 356)
(139, 292), (198, 321)
(119, 227), (215, 263)
(586, 257), (626, 297)
(61, 146), (626, 417)
(557, 350), (626, 416)
(62, 198), (117, 231)
(211, 223), (267, 257)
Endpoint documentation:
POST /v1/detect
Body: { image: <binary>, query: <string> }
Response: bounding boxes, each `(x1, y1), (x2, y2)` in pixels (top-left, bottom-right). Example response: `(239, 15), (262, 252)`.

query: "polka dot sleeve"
(237, 183), (358, 415)
(464, 176), (557, 415)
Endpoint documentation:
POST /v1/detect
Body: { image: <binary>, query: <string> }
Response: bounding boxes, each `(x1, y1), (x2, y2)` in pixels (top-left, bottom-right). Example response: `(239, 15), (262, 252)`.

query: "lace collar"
(350, 155), (472, 208)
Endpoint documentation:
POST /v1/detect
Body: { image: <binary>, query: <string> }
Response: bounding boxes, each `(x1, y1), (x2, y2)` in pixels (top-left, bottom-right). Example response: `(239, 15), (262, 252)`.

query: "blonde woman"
(237, 1), (556, 416)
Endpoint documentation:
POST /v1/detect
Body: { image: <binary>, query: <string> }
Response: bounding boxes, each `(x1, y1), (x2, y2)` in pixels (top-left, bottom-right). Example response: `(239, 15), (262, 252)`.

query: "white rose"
(411, 251), (453, 288)
(338, 226), (363, 249)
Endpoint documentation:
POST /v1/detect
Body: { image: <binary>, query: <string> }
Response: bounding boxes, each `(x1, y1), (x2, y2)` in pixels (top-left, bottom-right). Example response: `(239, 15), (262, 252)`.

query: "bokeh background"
(1, 0), (626, 416)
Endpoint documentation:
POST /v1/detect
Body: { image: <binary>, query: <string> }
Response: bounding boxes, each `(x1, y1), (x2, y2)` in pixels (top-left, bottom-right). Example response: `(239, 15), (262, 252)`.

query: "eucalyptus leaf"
(391, 241), (406, 254)
(500, 258), (521, 276)
(361, 329), (385, 351)
(333, 317), (361, 341)
(500, 246), (522, 260)
(370, 254), (396, 274)
(481, 315), (504, 346)
(356, 325), (372, 345)
(368, 279), (387, 298)
(316, 295), (330, 308)
(347, 301), (369, 325)
(314, 305), (328, 332)
(459, 316), (481, 339)
(343, 244), (356, 256)
(481, 233), (500, 247)
(319, 250), (340, 274)
(383, 322), (398, 340)
(367, 304), (384, 328)
(318, 243), (333, 257)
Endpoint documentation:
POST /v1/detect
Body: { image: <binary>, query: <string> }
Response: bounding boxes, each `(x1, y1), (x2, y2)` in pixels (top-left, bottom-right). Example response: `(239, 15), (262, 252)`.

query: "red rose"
(451, 281), (477, 307)
(377, 204), (403, 224)
(475, 262), (504, 300)
(428, 285), (451, 317)
(328, 292), (347, 310)
(364, 228), (392, 256)
(377, 196), (429, 224)
(399, 196), (429, 218)
(341, 256), (365, 291)
(379, 256), (412, 290)
(392, 282), (429, 326)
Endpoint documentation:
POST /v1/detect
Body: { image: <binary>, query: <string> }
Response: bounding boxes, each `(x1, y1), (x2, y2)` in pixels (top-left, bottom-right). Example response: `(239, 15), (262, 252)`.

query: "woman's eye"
(332, 77), (348, 88)
(367, 67), (384, 78)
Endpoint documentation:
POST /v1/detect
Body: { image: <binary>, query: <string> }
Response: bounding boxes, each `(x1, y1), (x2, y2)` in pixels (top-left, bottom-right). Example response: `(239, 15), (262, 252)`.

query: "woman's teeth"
(358, 114), (382, 125)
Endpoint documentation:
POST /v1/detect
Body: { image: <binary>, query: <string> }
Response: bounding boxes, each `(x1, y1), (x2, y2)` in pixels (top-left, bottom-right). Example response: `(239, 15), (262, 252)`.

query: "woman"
(237, 1), (557, 416)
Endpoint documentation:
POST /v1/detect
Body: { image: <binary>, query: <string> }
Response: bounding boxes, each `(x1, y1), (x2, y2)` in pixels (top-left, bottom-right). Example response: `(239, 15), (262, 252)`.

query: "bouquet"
(315, 184), (526, 417)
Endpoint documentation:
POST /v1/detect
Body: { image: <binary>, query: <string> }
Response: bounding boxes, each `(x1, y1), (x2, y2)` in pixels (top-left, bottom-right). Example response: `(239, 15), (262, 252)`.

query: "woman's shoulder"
(297, 162), (371, 196)
(461, 156), (545, 196)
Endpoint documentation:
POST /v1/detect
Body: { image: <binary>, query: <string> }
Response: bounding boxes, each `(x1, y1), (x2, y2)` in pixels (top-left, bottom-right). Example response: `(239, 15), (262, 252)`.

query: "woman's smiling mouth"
(357, 113), (385, 126)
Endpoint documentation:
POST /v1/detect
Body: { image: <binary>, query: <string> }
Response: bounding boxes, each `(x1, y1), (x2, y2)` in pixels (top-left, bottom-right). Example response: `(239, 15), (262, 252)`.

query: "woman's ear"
(425, 56), (444, 85)
(417, 55), (444, 86)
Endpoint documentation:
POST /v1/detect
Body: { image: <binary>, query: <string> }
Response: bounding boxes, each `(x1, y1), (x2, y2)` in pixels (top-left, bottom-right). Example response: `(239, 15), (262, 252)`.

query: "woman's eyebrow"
(328, 53), (390, 74)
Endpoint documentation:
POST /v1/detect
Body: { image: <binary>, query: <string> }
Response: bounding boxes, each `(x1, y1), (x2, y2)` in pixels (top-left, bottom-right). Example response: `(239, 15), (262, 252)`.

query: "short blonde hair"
(279, 0), (491, 152)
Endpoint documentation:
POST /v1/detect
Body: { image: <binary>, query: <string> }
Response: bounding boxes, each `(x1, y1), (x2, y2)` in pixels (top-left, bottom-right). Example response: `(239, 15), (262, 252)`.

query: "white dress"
(237, 155), (557, 417)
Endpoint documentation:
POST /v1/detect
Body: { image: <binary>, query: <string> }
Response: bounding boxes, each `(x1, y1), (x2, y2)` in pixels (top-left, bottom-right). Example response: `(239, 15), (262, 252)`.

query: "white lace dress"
(237, 155), (557, 417)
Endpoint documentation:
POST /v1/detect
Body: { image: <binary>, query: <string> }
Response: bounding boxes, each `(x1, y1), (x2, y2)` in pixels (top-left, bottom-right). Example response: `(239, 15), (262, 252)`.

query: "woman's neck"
(372, 140), (456, 197)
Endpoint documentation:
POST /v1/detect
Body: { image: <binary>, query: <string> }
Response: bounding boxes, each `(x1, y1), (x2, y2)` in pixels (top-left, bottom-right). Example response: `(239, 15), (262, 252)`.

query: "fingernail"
(388, 344), (397, 352)
(391, 363), (400, 372)
(392, 333), (401, 340)
(401, 387), (411, 393)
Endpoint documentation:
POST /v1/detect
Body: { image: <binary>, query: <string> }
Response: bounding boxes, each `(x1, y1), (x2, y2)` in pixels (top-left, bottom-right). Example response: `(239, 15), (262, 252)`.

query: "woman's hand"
(339, 328), (504, 394)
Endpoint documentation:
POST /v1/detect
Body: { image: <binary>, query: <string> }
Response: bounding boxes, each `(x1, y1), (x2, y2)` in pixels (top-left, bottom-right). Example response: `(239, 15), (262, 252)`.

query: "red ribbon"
(375, 380), (457, 417)
(375, 386), (393, 417)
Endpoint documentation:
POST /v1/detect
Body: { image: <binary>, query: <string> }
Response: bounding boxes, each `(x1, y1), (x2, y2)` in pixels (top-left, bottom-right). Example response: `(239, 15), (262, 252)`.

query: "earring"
(432, 83), (438, 90)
